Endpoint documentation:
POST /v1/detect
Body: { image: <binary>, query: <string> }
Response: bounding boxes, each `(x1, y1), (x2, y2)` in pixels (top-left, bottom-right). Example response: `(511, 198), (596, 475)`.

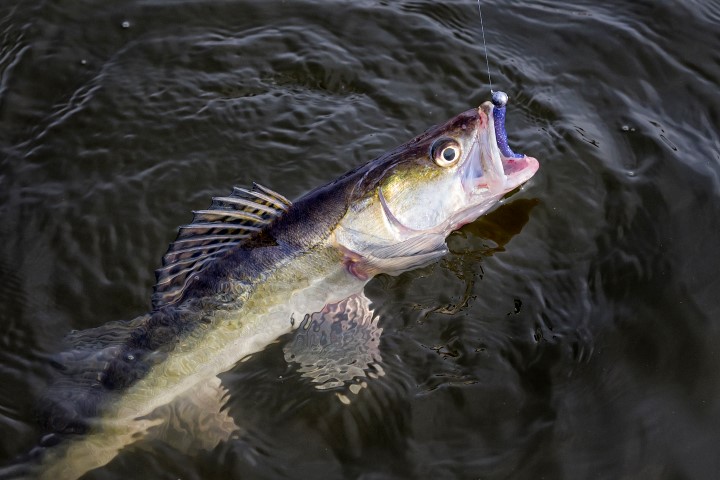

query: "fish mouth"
(465, 101), (539, 196)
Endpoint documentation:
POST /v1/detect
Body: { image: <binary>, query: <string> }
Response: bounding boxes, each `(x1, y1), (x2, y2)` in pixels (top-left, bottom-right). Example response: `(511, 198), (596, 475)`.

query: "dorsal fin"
(151, 183), (291, 310)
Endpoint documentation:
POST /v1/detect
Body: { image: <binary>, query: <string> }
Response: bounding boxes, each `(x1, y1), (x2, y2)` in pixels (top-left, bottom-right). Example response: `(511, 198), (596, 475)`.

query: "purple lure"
(491, 91), (524, 159)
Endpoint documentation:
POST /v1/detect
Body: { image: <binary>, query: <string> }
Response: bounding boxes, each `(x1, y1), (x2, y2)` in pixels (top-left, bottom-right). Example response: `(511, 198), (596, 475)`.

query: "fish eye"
(430, 138), (461, 167)
(442, 146), (457, 162)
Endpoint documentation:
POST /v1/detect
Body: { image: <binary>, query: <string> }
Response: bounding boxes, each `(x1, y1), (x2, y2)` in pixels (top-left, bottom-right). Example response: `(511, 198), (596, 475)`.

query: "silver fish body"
(11, 100), (538, 479)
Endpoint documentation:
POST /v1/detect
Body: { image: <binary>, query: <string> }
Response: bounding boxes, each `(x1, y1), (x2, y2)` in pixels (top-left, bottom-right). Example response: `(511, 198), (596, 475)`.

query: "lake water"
(1, 0), (720, 478)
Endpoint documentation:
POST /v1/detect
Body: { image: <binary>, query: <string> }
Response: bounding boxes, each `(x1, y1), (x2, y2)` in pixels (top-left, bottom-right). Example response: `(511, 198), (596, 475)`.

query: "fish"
(1, 95), (538, 479)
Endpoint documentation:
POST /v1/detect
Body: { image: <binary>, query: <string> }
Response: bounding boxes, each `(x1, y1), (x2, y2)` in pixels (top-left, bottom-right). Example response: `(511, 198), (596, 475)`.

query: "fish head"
(334, 101), (539, 277)
(374, 101), (539, 233)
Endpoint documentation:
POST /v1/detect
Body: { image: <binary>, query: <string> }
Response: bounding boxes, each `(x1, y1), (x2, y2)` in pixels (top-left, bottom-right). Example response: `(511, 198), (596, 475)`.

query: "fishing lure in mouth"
(491, 90), (524, 159)
(476, 1), (524, 161)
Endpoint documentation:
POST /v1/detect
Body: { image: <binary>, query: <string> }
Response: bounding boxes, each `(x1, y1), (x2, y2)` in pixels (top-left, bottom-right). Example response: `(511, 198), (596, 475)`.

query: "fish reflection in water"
(284, 293), (384, 404)
(0, 96), (538, 479)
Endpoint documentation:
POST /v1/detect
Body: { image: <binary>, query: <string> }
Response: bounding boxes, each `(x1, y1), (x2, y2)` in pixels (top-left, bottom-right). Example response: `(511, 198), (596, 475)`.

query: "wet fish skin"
(16, 101), (538, 480)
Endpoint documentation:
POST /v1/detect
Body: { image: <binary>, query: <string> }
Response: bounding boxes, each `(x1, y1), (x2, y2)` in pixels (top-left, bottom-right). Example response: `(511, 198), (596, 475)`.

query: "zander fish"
(4, 93), (538, 479)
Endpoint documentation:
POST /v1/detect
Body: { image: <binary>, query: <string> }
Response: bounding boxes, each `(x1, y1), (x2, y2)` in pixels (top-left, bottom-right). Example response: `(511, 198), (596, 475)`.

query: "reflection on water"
(1, 0), (720, 478)
(284, 293), (384, 403)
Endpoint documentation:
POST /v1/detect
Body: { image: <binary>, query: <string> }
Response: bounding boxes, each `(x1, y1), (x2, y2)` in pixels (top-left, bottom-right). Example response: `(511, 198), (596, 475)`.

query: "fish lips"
(463, 101), (539, 197)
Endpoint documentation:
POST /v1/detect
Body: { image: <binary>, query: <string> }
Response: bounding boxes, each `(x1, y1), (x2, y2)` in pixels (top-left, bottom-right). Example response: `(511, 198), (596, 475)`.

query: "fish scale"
(19, 100), (538, 479)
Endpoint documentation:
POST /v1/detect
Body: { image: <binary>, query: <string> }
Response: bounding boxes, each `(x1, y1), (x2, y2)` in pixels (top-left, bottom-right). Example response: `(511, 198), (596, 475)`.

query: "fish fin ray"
(371, 233), (447, 260)
(340, 232), (448, 278)
(39, 315), (149, 434)
(364, 248), (448, 276)
(152, 184), (292, 310)
(167, 235), (249, 253)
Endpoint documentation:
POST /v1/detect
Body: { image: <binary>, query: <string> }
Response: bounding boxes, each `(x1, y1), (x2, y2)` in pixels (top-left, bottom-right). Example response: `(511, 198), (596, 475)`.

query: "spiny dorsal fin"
(152, 183), (291, 310)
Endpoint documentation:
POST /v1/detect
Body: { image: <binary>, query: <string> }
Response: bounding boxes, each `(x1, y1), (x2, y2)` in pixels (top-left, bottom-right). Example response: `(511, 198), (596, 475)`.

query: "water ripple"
(1, 0), (720, 478)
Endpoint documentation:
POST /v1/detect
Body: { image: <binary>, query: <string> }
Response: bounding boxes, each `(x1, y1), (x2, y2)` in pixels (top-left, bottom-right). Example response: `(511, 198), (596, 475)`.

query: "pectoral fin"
(368, 232), (448, 273)
(338, 231), (448, 279)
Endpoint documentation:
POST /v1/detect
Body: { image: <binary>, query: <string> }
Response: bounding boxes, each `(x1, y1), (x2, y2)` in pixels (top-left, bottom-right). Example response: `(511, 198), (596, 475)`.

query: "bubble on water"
(121, 20), (131, 29)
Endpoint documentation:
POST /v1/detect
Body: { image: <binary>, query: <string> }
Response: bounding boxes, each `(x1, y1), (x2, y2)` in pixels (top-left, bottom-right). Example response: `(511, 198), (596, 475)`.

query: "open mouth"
(476, 93), (539, 193)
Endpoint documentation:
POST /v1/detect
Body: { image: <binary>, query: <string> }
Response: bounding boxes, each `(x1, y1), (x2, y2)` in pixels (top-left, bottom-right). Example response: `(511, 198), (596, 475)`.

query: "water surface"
(1, 0), (720, 478)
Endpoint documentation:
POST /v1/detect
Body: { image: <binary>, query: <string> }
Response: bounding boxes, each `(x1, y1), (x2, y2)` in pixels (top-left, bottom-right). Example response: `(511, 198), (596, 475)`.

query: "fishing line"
(477, 0), (493, 92)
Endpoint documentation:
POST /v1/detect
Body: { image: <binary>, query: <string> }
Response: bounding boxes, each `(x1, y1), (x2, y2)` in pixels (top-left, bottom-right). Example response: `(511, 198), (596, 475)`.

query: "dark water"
(2, 0), (720, 478)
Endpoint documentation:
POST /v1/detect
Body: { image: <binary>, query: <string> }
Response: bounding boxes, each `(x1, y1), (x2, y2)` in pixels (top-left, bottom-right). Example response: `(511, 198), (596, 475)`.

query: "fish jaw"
(464, 101), (539, 195)
(453, 101), (539, 230)
(502, 153), (539, 190)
